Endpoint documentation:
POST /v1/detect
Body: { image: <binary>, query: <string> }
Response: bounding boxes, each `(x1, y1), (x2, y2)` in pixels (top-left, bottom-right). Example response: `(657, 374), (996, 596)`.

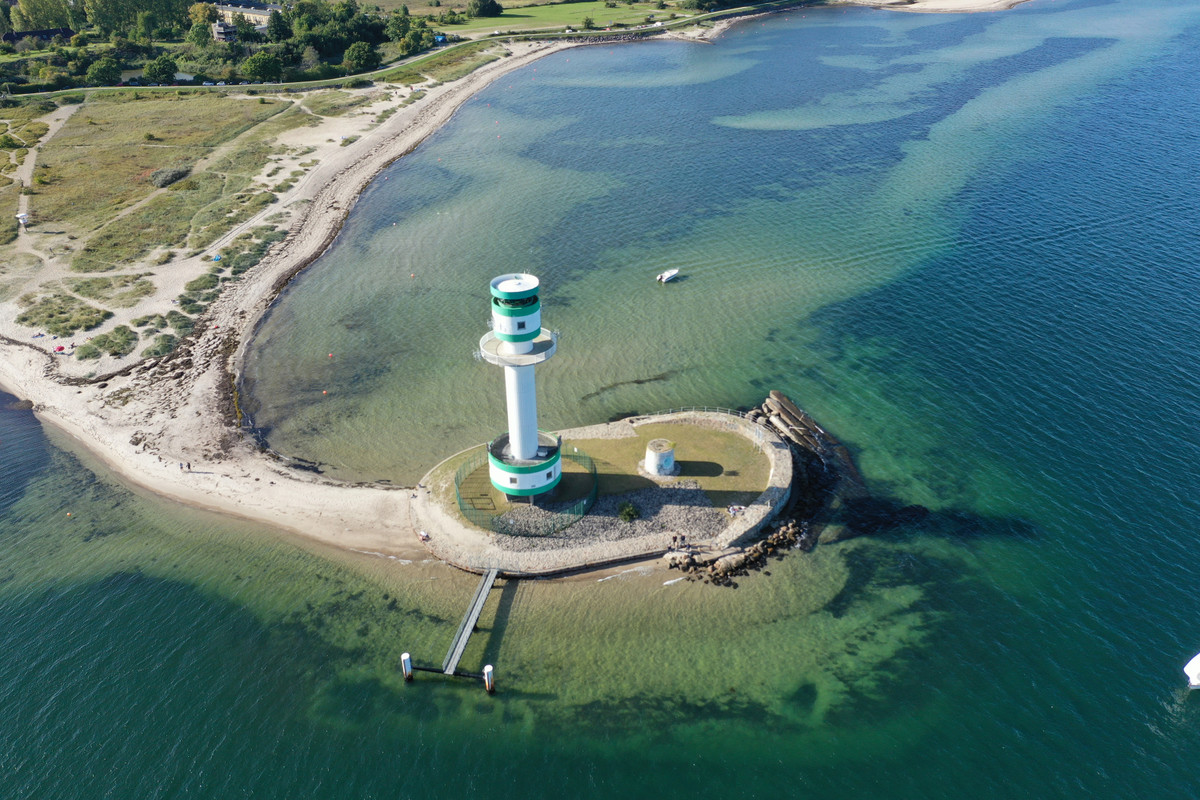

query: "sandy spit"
(0, 0), (1032, 563)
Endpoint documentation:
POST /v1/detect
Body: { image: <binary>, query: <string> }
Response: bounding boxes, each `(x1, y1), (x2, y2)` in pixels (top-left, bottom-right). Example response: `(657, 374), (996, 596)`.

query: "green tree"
(341, 39), (378, 73)
(241, 50), (282, 81)
(265, 9), (290, 41)
(142, 52), (176, 83)
(0, 9), (11, 38)
(185, 19), (210, 45)
(232, 12), (261, 42)
(85, 0), (136, 35)
(13, 0), (71, 29)
(581, 15), (594, 28)
(85, 56), (121, 84)
(466, 0), (502, 18)
(10, 8), (32, 33)
(188, 2), (217, 25)
(135, 10), (157, 41)
(299, 44), (320, 70)
(384, 10), (409, 41)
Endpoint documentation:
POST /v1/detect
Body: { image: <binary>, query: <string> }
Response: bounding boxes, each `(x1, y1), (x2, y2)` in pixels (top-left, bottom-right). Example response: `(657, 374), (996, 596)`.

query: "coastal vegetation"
(0, 0), (449, 92)
(0, 0), (731, 368)
(16, 291), (112, 335)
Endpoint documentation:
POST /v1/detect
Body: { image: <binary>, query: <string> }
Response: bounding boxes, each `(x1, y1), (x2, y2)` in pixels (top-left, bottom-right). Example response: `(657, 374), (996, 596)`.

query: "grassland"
(67, 274), (156, 307)
(376, 0), (685, 31)
(301, 90), (381, 117)
(59, 99), (309, 273)
(16, 291), (113, 336)
(31, 93), (290, 235)
(0, 182), (18, 246)
(375, 41), (504, 85)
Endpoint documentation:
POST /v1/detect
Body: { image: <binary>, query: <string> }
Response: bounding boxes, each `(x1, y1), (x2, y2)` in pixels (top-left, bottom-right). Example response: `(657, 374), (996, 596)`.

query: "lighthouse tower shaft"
(478, 274), (560, 498)
(504, 363), (538, 459)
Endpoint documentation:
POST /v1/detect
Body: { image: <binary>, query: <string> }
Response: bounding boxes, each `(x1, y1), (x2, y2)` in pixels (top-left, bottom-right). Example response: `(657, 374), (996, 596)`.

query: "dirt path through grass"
(13, 103), (80, 272)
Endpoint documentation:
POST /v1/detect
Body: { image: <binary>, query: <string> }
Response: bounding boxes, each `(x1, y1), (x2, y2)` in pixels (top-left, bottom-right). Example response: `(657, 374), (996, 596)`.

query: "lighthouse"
(478, 273), (560, 500)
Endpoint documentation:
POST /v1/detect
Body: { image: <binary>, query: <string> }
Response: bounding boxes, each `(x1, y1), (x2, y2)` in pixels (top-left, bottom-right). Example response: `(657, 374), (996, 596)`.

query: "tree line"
(0, 0), (497, 92)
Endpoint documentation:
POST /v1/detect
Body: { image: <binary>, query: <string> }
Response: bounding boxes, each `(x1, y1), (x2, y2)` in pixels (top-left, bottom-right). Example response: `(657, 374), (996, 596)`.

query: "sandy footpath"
(0, 0), (1032, 564)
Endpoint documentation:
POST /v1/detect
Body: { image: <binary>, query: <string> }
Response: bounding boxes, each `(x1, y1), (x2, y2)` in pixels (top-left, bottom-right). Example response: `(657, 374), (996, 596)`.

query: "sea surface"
(5, 0), (1200, 796)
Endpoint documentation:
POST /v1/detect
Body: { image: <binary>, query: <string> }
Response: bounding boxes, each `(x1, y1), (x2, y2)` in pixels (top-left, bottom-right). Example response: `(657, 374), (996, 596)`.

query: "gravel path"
(491, 480), (728, 552)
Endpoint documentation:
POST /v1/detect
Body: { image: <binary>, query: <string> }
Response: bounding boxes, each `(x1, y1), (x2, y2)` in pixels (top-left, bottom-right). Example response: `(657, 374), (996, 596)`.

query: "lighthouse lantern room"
(478, 274), (560, 501)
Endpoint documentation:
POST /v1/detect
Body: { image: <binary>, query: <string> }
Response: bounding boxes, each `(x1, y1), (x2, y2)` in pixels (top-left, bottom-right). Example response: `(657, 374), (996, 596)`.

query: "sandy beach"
(0, 0), (1032, 565)
(0, 39), (580, 561)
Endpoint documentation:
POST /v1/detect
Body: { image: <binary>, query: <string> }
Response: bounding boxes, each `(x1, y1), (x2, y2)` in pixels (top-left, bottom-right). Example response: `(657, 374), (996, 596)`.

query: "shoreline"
(0, 39), (582, 562)
(0, 0), (1031, 568)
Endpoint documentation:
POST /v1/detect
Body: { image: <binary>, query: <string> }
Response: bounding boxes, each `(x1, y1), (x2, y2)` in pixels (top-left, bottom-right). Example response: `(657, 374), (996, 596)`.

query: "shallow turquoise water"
(6, 0), (1200, 796)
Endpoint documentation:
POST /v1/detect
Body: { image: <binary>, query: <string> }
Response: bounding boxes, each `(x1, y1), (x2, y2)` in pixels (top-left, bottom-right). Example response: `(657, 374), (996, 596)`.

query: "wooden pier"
(442, 567), (499, 676)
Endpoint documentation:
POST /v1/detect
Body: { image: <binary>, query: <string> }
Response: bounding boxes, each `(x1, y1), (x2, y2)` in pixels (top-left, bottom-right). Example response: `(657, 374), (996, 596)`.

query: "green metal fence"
(453, 444), (598, 536)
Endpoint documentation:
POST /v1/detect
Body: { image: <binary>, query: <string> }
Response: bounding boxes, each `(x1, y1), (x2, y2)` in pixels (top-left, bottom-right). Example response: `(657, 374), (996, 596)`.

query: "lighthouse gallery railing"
(453, 445), (598, 537)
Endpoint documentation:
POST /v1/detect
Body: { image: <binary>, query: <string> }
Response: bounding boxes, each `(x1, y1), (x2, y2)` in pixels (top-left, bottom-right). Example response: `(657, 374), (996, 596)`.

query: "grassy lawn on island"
(441, 420), (770, 526)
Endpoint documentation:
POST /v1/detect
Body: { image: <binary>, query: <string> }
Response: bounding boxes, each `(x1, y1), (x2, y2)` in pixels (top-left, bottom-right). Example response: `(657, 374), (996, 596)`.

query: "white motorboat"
(1185, 653), (1200, 689)
(656, 269), (679, 283)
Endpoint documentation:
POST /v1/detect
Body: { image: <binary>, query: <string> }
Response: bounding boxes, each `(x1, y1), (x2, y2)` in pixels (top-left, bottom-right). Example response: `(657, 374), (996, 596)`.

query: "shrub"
(141, 333), (178, 357)
(166, 310), (193, 335)
(618, 502), (640, 522)
(88, 325), (138, 357)
(149, 166), (191, 188)
(184, 273), (219, 292)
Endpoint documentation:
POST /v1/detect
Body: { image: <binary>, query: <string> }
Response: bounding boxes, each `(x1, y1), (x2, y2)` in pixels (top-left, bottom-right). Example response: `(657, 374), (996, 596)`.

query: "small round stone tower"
(478, 274), (560, 501)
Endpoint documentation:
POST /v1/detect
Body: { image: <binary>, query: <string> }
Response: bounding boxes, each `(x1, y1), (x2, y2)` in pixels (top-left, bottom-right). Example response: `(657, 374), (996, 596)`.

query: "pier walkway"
(443, 567), (498, 675)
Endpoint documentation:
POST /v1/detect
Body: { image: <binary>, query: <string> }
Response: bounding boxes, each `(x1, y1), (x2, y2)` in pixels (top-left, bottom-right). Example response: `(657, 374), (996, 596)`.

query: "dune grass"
(378, 41), (501, 85)
(0, 181), (17, 246)
(302, 90), (379, 118)
(16, 292), (113, 336)
(67, 274), (156, 307)
(68, 103), (308, 272)
(32, 94), (289, 233)
(422, 47), (502, 83)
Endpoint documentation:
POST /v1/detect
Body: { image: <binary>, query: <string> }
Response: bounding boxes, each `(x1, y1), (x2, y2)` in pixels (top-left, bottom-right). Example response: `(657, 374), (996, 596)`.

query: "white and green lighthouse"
(478, 274), (560, 500)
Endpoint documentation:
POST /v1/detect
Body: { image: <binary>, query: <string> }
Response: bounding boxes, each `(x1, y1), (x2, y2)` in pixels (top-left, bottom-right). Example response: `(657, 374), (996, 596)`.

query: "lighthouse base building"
(478, 274), (560, 502)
